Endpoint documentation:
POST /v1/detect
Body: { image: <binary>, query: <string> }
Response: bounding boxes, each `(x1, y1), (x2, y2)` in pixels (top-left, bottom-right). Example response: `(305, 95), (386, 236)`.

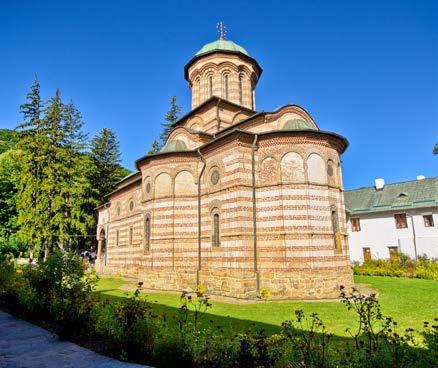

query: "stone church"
(96, 32), (354, 299)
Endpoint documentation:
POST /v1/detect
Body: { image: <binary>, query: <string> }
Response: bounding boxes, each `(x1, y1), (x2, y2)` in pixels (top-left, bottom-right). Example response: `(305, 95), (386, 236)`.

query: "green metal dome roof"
(195, 39), (249, 57)
(161, 139), (188, 153)
(282, 119), (316, 131)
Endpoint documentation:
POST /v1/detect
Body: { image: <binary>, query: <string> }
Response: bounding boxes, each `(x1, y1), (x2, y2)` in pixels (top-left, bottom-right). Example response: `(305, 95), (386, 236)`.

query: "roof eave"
(184, 50), (263, 81)
(170, 96), (256, 128)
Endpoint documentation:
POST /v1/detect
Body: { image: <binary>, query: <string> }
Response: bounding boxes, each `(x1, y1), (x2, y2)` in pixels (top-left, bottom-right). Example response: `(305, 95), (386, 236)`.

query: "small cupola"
(185, 23), (262, 110)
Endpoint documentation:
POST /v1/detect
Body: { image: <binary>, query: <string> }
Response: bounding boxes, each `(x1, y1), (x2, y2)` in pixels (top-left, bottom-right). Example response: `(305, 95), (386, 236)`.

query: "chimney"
(375, 178), (385, 190)
(417, 175), (426, 181)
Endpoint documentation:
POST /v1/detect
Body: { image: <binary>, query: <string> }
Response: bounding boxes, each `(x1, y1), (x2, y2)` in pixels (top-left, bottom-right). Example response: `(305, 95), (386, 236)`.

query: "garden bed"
(1, 254), (437, 368)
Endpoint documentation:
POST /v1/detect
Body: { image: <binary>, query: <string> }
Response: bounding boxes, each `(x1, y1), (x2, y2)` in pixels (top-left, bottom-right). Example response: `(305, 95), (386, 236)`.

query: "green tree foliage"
(147, 96), (181, 154)
(16, 82), (97, 258)
(0, 130), (26, 258)
(0, 149), (22, 238)
(434, 143), (438, 155)
(2, 79), (130, 260)
(88, 128), (129, 204)
(148, 139), (160, 155)
(16, 78), (45, 258)
(40, 93), (96, 253)
(159, 96), (181, 149)
(0, 129), (18, 154)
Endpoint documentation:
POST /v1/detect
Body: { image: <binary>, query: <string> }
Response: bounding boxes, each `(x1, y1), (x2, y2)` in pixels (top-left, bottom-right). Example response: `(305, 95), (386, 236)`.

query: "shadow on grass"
(94, 290), (354, 348)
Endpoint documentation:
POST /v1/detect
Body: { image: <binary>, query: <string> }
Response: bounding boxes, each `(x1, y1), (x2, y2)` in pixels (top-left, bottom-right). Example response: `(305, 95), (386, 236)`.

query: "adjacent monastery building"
(96, 31), (354, 299)
(345, 176), (438, 262)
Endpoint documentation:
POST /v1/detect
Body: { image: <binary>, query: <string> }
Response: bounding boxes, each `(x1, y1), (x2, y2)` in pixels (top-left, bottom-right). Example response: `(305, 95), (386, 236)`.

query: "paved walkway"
(0, 311), (150, 368)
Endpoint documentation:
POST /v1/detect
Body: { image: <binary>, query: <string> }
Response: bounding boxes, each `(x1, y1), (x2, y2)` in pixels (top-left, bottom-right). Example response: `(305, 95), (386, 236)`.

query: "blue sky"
(1, 0), (437, 189)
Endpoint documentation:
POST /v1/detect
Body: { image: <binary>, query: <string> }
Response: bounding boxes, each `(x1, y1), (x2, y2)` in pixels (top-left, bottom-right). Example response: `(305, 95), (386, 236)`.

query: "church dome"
(195, 39), (249, 57)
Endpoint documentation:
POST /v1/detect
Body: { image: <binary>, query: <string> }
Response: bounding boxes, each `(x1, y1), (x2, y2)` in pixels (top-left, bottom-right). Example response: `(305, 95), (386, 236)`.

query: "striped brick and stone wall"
(97, 128), (353, 299)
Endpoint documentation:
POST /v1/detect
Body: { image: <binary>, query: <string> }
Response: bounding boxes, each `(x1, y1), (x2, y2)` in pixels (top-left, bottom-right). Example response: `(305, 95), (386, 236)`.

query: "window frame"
(144, 214), (151, 251)
(211, 209), (220, 247)
(330, 205), (342, 251)
(129, 226), (133, 246)
(423, 214), (434, 227)
(388, 246), (399, 261)
(223, 74), (229, 100)
(394, 213), (408, 229)
(362, 247), (371, 261)
(238, 74), (243, 105)
(351, 217), (361, 232)
(208, 75), (213, 98)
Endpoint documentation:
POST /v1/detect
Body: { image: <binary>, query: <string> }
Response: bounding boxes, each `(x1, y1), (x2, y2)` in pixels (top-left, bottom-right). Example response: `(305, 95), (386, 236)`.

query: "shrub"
(353, 254), (438, 280)
(0, 236), (28, 260)
(93, 282), (158, 362)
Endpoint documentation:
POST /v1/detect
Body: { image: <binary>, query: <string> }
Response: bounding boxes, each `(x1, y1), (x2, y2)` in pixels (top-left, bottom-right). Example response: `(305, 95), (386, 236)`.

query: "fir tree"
(89, 128), (129, 204)
(148, 139), (160, 154)
(17, 85), (96, 257)
(16, 78), (45, 258)
(159, 96), (181, 148)
(39, 89), (65, 256)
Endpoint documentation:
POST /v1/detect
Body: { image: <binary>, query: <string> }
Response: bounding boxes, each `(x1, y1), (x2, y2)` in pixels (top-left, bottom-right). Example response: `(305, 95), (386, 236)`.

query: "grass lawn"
(95, 275), (438, 338)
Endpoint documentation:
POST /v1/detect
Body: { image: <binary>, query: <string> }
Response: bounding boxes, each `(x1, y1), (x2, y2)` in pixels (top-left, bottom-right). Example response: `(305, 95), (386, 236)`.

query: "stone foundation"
(97, 262), (353, 300)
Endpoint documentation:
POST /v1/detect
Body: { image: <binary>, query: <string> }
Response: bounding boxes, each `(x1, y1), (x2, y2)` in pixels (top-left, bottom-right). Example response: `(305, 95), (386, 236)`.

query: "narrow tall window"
(351, 218), (361, 232)
(144, 217), (151, 250)
(388, 246), (399, 261)
(223, 75), (229, 100)
(394, 213), (407, 229)
(208, 76), (213, 98)
(423, 214), (434, 227)
(238, 75), (243, 105)
(331, 207), (341, 250)
(194, 78), (200, 106)
(362, 247), (371, 261)
(129, 227), (133, 246)
(213, 213), (220, 247)
(251, 81), (255, 110)
(116, 230), (119, 247)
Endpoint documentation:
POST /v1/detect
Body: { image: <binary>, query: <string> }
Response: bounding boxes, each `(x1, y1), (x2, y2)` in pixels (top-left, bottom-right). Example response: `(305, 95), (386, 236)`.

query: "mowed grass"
(95, 275), (438, 338)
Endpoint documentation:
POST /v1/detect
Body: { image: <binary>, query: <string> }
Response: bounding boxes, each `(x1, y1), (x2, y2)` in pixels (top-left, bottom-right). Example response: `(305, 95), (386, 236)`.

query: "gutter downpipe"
(251, 134), (260, 297)
(410, 215), (418, 260)
(197, 148), (207, 285)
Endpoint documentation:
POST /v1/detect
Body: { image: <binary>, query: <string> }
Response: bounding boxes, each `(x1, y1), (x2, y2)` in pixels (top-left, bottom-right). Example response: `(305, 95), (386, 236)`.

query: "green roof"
(282, 119), (316, 131)
(344, 177), (438, 215)
(161, 139), (188, 153)
(195, 39), (249, 57)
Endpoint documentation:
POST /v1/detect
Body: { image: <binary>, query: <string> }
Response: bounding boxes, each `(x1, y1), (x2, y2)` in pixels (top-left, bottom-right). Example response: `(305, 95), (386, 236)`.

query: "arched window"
(144, 216), (151, 251)
(238, 74), (243, 105)
(208, 76), (213, 98)
(212, 212), (220, 247)
(223, 75), (229, 100)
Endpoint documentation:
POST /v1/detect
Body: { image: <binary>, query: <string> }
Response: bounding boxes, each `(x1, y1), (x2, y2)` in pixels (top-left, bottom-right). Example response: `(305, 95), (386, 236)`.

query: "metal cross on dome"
(216, 21), (227, 40)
